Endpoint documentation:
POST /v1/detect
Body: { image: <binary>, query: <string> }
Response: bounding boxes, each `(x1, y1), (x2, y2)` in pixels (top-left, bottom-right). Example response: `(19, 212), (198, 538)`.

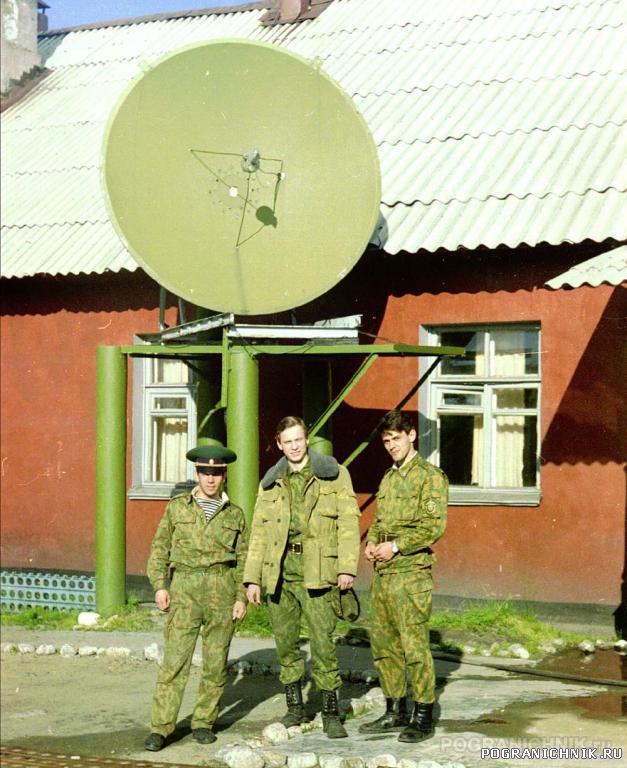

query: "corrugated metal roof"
(2, 0), (626, 278)
(545, 245), (627, 288)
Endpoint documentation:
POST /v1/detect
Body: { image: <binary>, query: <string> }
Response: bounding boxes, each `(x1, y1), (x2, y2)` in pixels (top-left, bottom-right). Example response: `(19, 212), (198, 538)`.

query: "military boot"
(358, 697), (408, 733)
(281, 681), (306, 727)
(398, 701), (434, 742)
(143, 732), (165, 751)
(321, 690), (348, 739)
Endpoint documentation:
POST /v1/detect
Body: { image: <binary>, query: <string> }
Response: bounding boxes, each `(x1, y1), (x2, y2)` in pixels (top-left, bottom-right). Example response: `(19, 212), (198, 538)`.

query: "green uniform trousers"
(370, 569), (435, 703)
(150, 567), (236, 736)
(268, 580), (340, 692)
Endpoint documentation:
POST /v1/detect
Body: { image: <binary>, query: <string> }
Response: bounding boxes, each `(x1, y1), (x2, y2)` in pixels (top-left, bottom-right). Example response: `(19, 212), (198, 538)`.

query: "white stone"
(367, 755), (397, 768)
(343, 759), (366, 768)
(398, 760), (420, 768)
(479, 649), (491, 657)
(215, 743), (239, 761)
(364, 687), (385, 705)
(287, 754), (317, 768)
(78, 646), (98, 656)
(508, 644), (530, 659)
(614, 639), (627, 652)
(60, 644), (77, 657)
(462, 645), (476, 655)
(143, 643), (160, 662)
(263, 722), (290, 745)
(286, 725), (302, 739)
(595, 639), (613, 649)
(319, 757), (344, 768)
(105, 646), (131, 658)
(1, 643), (17, 653)
(244, 737), (265, 749)
(442, 763), (467, 768)
(223, 745), (264, 768)
(538, 643), (556, 655)
(553, 637), (566, 646)
(417, 762), (443, 768)
(18, 643), (35, 654)
(578, 640), (595, 654)
(77, 611), (101, 627)
(35, 644), (56, 655)
(261, 750), (288, 768)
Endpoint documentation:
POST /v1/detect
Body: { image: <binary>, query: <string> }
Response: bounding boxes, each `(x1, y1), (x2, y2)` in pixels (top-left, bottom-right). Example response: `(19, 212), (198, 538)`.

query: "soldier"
(244, 416), (360, 739)
(359, 410), (448, 742)
(143, 445), (248, 752)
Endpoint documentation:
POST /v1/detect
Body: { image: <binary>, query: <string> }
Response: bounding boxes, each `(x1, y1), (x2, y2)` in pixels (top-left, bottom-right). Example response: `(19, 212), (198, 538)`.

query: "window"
(129, 355), (197, 499)
(420, 324), (541, 505)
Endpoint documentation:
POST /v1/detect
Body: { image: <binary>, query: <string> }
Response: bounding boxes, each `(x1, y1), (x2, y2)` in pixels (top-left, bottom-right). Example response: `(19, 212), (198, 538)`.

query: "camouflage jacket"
(368, 453), (448, 574)
(147, 489), (248, 599)
(243, 451), (360, 595)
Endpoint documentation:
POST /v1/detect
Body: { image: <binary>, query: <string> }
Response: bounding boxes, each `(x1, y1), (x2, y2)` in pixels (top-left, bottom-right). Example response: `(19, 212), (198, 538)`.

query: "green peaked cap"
(186, 444), (237, 467)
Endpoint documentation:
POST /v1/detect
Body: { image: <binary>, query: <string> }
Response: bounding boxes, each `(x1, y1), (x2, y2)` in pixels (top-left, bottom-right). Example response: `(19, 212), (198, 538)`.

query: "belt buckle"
(290, 542), (303, 554)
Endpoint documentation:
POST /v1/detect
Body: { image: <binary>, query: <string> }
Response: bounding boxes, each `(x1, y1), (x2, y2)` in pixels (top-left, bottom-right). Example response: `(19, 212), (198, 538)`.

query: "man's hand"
(364, 541), (377, 562)
(246, 583), (261, 605)
(232, 600), (247, 621)
(373, 542), (396, 562)
(155, 589), (170, 612)
(337, 573), (354, 591)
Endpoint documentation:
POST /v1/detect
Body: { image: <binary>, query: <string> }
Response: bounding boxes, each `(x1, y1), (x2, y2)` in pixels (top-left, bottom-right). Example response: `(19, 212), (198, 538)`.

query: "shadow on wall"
(542, 286), (626, 466)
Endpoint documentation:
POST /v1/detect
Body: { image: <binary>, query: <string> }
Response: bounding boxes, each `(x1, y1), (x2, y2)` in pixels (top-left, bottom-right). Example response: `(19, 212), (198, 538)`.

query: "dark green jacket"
(147, 489), (248, 598)
(243, 451), (360, 594)
(368, 453), (448, 573)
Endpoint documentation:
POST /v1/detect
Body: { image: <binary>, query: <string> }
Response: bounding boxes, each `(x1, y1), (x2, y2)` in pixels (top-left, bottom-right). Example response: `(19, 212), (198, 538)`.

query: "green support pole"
(95, 346), (127, 614)
(304, 359), (333, 456)
(226, 347), (259, 525)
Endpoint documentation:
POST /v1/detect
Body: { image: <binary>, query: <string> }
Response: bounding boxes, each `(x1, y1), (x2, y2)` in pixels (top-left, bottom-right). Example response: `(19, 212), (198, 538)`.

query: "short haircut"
(275, 415), (308, 440)
(378, 409), (415, 436)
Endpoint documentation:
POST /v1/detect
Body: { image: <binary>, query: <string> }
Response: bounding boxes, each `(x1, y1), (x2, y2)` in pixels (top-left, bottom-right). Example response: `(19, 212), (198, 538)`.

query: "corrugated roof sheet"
(545, 245), (627, 288)
(2, 0), (626, 278)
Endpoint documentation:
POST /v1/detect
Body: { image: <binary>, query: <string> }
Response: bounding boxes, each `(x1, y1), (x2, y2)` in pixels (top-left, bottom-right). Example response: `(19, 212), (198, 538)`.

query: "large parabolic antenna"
(103, 40), (381, 315)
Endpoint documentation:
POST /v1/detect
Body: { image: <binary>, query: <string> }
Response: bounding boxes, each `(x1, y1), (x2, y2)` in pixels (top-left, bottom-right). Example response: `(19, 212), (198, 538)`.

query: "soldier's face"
(196, 468), (225, 499)
(277, 425), (309, 466)
(382, 428), (416, 465)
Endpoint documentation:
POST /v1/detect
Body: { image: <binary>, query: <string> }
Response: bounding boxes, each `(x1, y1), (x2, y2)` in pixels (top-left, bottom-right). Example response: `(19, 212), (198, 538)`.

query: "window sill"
(128, 485), (177, 500)
(449, 487), (541, 506)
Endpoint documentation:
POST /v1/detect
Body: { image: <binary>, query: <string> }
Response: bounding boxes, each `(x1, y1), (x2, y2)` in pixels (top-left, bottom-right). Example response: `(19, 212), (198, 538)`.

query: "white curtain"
(492, 330), (526, 487)
(153, 416), (187, 482)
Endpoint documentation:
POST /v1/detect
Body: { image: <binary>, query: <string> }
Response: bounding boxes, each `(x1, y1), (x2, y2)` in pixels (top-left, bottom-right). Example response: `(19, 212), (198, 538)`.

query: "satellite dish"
(102, 40), (381, 315)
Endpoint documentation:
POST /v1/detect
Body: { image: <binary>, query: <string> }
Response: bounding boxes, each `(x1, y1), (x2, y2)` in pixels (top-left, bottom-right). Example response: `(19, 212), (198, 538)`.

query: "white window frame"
(129, 348), (197, 500)
(419, 323), (541, 506)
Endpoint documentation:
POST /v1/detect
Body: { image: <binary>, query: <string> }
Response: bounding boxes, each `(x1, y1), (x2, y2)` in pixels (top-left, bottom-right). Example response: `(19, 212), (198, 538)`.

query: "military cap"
(186, 444), (237, 468)
(330, 587), (361, 623)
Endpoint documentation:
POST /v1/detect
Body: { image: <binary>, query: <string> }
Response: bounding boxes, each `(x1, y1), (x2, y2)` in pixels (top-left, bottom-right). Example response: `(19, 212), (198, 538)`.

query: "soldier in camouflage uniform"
(360, 410), (448, 743)
(244, 416), (360, 739)
(143, 445), (248, 752)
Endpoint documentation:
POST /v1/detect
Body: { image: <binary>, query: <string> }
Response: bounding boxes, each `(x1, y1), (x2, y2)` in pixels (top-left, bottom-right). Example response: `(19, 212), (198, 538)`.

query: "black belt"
(287, 542), (303, 554)
(378, 534), (396, 543)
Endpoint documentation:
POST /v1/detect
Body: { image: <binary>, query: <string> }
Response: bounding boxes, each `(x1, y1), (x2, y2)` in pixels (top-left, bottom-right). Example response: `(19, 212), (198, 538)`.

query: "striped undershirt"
(193, 493), (225, 523)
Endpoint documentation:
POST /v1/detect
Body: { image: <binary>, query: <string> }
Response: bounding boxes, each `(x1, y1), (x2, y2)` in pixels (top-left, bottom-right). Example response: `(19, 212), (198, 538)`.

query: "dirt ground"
(1, 629), (626, 767)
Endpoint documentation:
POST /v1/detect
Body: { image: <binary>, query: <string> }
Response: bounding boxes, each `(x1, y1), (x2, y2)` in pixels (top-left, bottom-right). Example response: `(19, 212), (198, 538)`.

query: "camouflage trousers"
(150, 567), (236, 736)
(369, 568), (435, 703)
(268, 579), (340, 691)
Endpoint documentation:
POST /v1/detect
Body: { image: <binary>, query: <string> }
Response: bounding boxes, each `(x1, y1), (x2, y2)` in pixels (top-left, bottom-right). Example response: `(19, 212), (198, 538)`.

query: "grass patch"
(235, 603), (273, 637)
(428, 601), (589, 656)
(1, 606), (79, 630)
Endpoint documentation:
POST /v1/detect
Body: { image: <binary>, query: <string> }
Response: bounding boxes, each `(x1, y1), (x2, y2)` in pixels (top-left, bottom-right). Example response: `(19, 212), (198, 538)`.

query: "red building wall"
(1, 245), (625, 609)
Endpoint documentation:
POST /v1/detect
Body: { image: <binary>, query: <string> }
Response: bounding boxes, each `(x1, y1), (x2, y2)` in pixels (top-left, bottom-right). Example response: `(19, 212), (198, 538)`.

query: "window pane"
(440, 331), (484, 375)
(494, 388), (538, 409)
(440, 414), (483, 485)
(491, 329), (538, 375)
(151, 359), (190, 384)
(153, 396), (187, 410)
(152, 416), (187, 482)
(442, 392), (482, 407)
(494, 415), (537, 487)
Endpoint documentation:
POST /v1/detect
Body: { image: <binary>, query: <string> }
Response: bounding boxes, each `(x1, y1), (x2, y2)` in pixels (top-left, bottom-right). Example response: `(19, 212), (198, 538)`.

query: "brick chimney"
(1, 0), (44, 94)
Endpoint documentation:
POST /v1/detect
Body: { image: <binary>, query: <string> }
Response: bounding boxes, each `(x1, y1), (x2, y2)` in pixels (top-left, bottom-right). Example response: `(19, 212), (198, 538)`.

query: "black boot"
(358, 697), (408, 733)
(143, 732), (165, 751)
(281, 681), (306, 727)
(398, 701), (434, 742)
(321, 690), (348, 739)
